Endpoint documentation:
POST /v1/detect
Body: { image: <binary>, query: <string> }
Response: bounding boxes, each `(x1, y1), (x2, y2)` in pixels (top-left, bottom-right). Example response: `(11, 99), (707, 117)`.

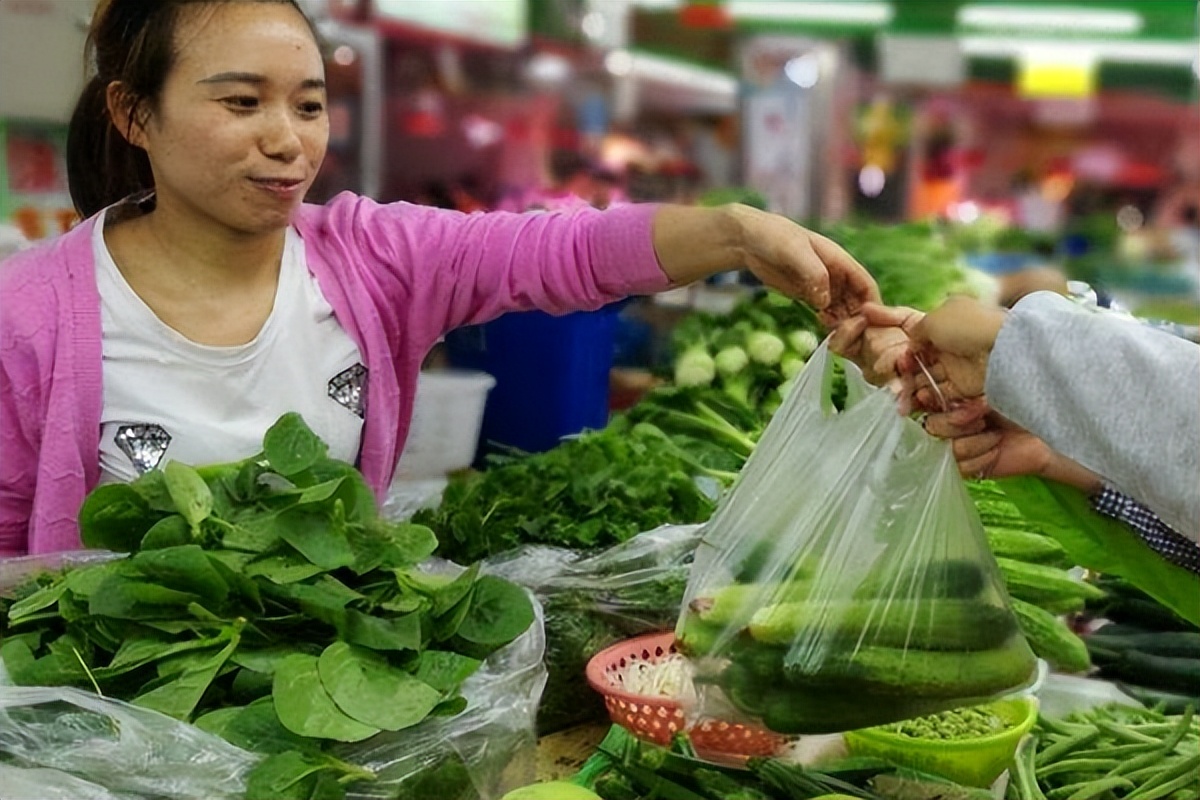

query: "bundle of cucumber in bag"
(674, 341), (1037, 735)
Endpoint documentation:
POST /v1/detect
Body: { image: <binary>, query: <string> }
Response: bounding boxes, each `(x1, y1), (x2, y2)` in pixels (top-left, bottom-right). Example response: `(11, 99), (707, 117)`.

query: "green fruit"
(501, 781), (602, 800)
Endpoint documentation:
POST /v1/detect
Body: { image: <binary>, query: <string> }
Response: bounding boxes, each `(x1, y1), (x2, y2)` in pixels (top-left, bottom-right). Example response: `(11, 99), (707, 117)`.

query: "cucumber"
(1083, 631), (1200, 659)
(1010, 597), (1090, 673)
(1099, 597), (1197, 632)
(721, 662), (769, 717)
(1038, 596), (1087, 616)
(1100, 650), (1200, 695)
(729, 639), (787, 680)
(691, 581), (813, 627)
(985, 527), (1070, 565)
(676, 616), (724, 657)
(748, 598), (1016, 652)
(996, 558), (1108, 604)
(1115, 682), (1200, 715)
(853, 559), (985, 601)
(782, 635), (1037, 699)
(759, 686), (949, 734)
(1090, 623), (1151, 638)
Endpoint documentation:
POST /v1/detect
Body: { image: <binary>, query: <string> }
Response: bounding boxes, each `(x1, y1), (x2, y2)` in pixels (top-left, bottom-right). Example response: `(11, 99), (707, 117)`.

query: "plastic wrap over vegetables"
(0, 588), (545, 800)
(675, 342), (1036, 734)
(483, 524), (702, 734)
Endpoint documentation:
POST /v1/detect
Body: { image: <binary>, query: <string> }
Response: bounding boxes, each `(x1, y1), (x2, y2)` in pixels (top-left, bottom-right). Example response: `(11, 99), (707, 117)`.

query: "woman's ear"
(105, 81), (149, 149)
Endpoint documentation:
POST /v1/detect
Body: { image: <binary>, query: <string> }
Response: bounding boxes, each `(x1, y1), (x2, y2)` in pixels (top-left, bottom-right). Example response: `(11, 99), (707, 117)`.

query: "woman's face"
(131, 3), (329, 235)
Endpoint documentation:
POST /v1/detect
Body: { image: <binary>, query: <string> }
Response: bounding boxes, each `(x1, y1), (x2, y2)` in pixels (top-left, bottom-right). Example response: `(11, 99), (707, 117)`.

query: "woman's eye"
(223, 96), (259, 110)
(298, 101), (325, 116)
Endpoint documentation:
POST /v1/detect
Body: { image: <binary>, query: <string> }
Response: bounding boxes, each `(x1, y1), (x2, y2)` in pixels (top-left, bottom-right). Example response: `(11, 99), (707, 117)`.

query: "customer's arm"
(986, 292), (1200, 540)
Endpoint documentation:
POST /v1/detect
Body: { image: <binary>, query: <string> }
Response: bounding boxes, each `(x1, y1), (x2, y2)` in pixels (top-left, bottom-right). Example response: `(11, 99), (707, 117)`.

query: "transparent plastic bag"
(483, 524), (702, 733)
(0, 683), (259, 800)
(0, 764), (141, 800)
(675, 342), (1036, 734)
(0, 555), (546, 800)
(337, 593), (547, 800)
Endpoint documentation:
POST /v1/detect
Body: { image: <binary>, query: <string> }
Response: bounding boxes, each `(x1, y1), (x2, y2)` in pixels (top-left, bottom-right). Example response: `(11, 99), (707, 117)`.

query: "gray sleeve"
(986, 291), (1200, 541)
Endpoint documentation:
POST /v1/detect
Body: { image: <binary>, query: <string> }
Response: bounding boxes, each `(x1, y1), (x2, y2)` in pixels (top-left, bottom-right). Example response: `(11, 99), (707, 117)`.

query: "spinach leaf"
(141, 514), (192, 550)
(277, 508), (356, 570)
(247, 555), (325, 584)
(129, 469), (182, 514)
(413, 650), (481, 694)
(272, 653), (379, 742)
(193, 706), (244, 738)
(264, 413), (328, 477)
(130, 545), (230, 604)
(5, 580), (66, 623)
(164, 460), (213, 531)
(221, 696), (318, 754)
(244, 751), (336, 800)
(455, 576), (534, 648)
(317, 642), (441, 732)
(132, 628), (240, 720)
(232, 646), (307, 674)
(88, 575), (201, 620)
(340, 609), (422, 652)
(98, 632), (225, 678)
(219, 511), (284, 553)
(432, 587), (475, 643)
(78, 483), (156, 552)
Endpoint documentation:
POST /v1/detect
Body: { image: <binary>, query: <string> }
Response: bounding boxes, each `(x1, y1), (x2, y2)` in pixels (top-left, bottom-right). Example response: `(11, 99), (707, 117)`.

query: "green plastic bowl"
(843, 697), (1038, 788)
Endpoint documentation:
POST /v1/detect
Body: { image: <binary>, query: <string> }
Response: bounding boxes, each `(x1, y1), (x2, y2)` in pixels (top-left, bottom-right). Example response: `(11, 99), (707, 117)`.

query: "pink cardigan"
(0, 193), (669, 555)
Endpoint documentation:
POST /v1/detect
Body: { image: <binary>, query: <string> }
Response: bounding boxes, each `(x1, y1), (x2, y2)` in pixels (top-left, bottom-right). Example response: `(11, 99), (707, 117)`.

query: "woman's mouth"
(251, 177), (305, 198)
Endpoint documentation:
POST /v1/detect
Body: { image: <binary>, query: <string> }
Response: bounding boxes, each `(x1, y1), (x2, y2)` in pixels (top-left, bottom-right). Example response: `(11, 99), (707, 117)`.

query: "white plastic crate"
(394, 369), (495, 480)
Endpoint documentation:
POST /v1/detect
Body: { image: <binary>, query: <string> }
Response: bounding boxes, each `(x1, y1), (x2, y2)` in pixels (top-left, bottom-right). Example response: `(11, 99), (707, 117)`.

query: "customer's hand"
(923, 401), (1103, 492)
(902, 296), (1007, 407)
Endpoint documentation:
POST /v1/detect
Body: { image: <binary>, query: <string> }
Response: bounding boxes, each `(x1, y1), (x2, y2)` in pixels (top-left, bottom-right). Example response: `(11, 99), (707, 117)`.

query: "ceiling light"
(623, 52), (738, 95)
(961, 37), (1199, 66)
(727, 1), (893, 26)
(958, 4), (1142, 35)
(785, 54), (821, 88)
(605, 50), (634, 77)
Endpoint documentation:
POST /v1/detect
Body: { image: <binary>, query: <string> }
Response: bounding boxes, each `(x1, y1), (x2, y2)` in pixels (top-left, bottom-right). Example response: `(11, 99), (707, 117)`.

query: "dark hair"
(67, 0), (318, 218)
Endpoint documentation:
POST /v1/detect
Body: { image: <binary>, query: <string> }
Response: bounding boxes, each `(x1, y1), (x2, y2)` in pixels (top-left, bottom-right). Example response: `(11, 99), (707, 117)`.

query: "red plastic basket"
(585, 631), (786, 761)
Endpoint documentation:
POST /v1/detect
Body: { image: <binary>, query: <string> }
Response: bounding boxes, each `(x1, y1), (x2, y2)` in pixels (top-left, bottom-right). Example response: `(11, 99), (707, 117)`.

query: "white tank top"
(95, 209), (366, 483)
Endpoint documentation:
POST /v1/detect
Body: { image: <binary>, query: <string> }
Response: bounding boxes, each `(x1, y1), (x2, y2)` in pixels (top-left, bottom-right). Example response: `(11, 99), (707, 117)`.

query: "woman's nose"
(261, 108), (303, 161)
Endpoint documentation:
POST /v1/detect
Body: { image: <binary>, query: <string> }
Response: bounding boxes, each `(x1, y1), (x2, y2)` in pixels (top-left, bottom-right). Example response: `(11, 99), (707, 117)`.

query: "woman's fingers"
(828, 315), (868, 358)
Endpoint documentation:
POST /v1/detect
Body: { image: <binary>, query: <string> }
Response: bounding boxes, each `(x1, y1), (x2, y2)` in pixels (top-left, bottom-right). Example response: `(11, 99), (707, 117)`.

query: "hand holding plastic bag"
(675, 342), (1036, 734)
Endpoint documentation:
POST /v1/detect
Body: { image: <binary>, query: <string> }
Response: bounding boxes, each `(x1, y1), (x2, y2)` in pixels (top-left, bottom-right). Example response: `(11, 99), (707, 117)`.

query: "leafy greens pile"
(0, 414), (535, 799)
(415, 417), (716, 564)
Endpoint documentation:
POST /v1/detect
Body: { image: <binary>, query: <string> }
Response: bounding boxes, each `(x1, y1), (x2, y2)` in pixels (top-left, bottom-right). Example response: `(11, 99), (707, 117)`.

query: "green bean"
(1131, 771), (1200, 800)
(1038, 759), (1122, 779)
(1112, 708), (1197, 778)
(1014, 735), (1049, 800)
(1096, 720), (1163, 744)
(1127, 754), (1200, 800)
(1071, 742), (1163, 760)
(1038, 731), (1103, 766)
(1064, 776), (1136, 800)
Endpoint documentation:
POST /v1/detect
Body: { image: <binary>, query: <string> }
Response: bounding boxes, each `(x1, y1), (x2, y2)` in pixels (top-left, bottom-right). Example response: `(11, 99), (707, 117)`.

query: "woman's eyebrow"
(198, 72), (326, 90)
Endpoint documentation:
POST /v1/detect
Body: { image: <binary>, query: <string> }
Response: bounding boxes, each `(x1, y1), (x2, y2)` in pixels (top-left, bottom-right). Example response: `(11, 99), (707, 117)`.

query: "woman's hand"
(829, 311), (912, 387)
(652, 204), (880, 326)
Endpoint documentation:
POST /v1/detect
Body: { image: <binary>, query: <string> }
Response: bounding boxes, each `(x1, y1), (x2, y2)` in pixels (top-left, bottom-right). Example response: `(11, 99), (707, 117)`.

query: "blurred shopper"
(0, 0), (879, 555)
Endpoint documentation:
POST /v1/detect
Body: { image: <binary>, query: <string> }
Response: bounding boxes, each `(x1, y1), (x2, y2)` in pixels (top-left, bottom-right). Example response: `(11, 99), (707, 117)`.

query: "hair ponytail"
(66, 74), (154, 218)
